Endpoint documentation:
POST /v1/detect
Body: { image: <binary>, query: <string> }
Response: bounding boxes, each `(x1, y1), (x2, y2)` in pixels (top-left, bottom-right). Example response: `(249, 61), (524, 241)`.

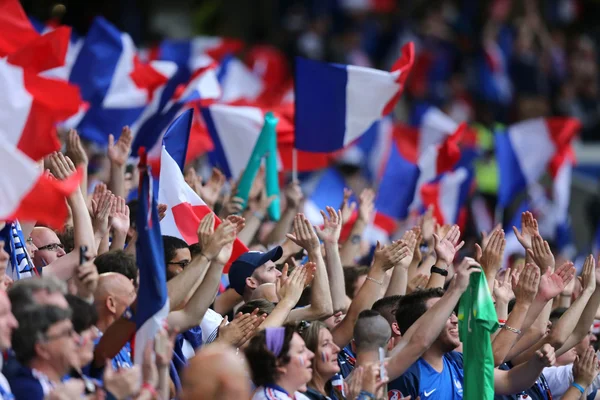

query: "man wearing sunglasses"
(8, 304), (80, 400)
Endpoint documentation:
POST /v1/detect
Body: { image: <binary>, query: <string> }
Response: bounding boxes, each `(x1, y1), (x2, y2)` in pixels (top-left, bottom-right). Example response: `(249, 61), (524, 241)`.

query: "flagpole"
(292, 148), (298, 182)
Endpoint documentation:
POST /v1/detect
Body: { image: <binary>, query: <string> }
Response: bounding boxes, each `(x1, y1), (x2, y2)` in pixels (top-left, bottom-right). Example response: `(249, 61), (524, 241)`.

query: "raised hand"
(142, 340), (159, 389)
(530, 234), (555, 274)
(420, 205), (436, 246)
(110, 196), (130, 235)
(154, 327), (177, 370)
(411, 226), (423, 265)
(91, 191), (114, 238)
(48, 152), (77, 180)
(65, 129), (88, 166)
(475, 228), (505, 275)
(536, 259), (575, 302)
(103, 363), (141, 400)
(286, 214), (320, 253)
(220, 195), (245, 218)
(279, 262), (315, 306)
(339, 188), (357, 225)
(433, 225), (464, 265)
(217, 312), (260, 347)
(452, 257), (481, 292)
(580, 254), (596, 293)
(157, 203), (167, 221)
(315, 206), (342, 244)
(358, 189), (375, 223)
(535, 344), (556, 367)
(481, 223), (502, 251)
(75, 254), (99, 301)
(493, 268), (515, 304)
(284, 181), (304, 210)
(198, 168), (226, 209)
(372, 241), (409, 272)
(361, 362), (389, 398)
(395, 230), (417, 270)
(513, 263), (540, 306)
(512, 211), (539, 250)
(573, 346), (600, 388)
(107, 126), (133, 166)
(226, 214), (246, 234)
(408, 273), (429, 293)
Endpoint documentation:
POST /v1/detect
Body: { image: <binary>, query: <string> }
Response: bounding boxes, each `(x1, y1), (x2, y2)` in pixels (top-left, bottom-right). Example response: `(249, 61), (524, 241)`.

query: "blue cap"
(228, 246), (283, 295)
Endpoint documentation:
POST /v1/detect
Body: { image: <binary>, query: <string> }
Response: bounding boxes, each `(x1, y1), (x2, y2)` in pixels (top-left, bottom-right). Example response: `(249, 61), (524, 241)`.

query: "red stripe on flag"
(374, 212), (397, 235)
(131, 56), (170, 102)
(171, 203), (248, 273)
(435, 123), (464, 174)
(19, 73), (82, 160)
(7, 26), (71, 73)
(382, 42), (414, 116)
(545, 117), (581, 150)
(0, 0), (39, 57)
(10, 168), (82, 229)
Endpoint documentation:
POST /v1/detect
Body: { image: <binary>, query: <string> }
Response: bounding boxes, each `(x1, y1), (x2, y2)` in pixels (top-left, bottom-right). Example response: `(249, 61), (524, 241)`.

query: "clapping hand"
(107, 126), (133, 167)
(315, 206), (342, 245)
(512, 211), (539, 250)
(286, 214), (320, 253)
(433, 225), (464, 265)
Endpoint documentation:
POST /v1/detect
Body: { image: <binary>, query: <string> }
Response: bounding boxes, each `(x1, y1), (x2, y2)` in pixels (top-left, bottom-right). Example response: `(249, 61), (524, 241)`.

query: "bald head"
(181, 343), (250, 400)
(94, 273), (136, 329)
(354, 310), (392, 352)
(31, 227), (65, 266)
(250, 283), (278, 303)
(95, 273), (135, 301)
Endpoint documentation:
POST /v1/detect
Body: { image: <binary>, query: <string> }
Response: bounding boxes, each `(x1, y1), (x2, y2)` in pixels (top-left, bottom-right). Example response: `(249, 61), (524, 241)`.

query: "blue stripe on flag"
(294, 57), (348, 152)
(376, 144), (419, 219)
(202, 107), (233, 178)
(495, 128), (528, 208)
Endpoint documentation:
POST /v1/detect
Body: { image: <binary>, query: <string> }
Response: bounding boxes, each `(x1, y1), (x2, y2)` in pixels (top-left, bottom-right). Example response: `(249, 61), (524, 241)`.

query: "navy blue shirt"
(388, 351), (464, 400)
(8, 364), (53, 400)
(494, 363), (548, 400)
(337, 343), (356, 379)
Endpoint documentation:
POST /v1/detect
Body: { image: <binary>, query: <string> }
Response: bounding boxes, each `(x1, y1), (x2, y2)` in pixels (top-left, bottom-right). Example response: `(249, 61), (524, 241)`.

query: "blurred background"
(21, 0), (600, 260)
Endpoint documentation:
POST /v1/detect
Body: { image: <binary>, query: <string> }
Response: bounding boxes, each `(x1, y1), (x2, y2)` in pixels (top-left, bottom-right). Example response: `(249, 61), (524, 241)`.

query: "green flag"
(458, 270), (499, 400)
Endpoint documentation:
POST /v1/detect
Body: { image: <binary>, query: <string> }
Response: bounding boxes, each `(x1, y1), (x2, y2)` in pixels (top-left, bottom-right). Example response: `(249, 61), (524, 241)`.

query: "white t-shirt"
(543, 359), (600, 399)
(200, 308), (226, 344)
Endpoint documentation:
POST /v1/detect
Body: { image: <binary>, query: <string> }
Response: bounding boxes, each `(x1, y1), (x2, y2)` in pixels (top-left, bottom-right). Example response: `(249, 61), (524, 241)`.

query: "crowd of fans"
(0, 127), (599, 399)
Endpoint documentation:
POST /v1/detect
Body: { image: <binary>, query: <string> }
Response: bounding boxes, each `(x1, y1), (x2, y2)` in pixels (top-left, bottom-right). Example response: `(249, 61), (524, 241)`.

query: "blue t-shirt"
(494, 362), (548, 400)
(337, 344), (356, 379)
(82, 339), (133, 381)
(388, 351), (464, 400)
(8, 365), (53, 400)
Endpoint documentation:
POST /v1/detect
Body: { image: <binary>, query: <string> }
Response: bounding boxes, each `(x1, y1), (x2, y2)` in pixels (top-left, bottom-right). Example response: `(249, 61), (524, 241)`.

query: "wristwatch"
(430, 266), (448, 277)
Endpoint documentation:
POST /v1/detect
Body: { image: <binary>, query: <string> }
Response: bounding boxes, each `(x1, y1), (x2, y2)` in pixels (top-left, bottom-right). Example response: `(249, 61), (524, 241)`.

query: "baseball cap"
(228, 246), (283, 295)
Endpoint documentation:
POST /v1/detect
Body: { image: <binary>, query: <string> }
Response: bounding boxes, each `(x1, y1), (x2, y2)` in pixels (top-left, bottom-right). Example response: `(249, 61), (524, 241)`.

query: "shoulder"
(388, 366), (420, 400)
(201, 309), (224, 344)
(445, 351), (464, 368)
(8, 367), (45, 400)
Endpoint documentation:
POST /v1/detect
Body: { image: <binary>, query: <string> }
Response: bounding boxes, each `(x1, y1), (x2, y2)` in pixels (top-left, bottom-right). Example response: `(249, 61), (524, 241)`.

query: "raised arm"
(65, 129), (89, 202)
(107, 126), (132, 199)
(494, 344), (556, 395)
(286, 214), (333, 321)
(386, 230), (417, 296)
(263, 182), (302, 246)
(475, 228), (505, 294)
(110, 196), (130, 251)
(426, 225), (464, 289)
(340, 189), (373, 266)
(331, 240), (408, 348)
(492, 263), (539, 366)
(386, 257), (481, 380)
(316, 206), (350, 313)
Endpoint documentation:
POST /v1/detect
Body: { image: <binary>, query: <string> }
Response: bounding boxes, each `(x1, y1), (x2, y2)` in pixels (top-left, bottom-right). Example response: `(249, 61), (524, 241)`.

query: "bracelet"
(498, 319), (507, 324)
(357, 390), (377, 400)
(502, 325), (522, 335)
(141, 382), (158, 397)
(366, 276), (383, 285)
(572, 383), (585, 394)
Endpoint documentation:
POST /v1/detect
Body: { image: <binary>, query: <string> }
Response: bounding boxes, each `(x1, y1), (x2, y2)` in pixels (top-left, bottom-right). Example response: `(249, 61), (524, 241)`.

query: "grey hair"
(9, 276), (67, 313)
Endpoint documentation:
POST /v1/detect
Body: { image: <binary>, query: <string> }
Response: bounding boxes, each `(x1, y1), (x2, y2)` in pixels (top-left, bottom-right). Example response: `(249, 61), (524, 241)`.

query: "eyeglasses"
(168, 260), (190, 268)
(42, 327), (76, 342)
(37, 243), (64, 252)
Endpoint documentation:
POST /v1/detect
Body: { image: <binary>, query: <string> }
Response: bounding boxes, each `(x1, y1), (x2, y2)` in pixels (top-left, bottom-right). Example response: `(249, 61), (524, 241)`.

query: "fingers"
(475, 244), (482, 261)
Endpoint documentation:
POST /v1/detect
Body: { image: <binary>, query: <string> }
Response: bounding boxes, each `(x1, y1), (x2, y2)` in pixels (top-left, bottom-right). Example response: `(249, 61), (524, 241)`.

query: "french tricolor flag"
(0, 0), (40, 57)
(158, 110), (248, 272)
(0, 137), (81, 229)
(0, 57), (82, 161)
(420, 167), (473, 226)
(294, 42), (414, 153)
(133, 150), (169, 365)
(495, 117), (581, 207)
(217, 55), (264, 104)
(303, 168), (350, 226)
(70, 17), (178, 144)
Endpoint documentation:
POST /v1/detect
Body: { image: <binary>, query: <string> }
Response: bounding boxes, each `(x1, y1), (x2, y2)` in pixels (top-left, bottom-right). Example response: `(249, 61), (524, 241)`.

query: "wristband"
(502, 325), (522, 335)
(141, 382), (158, 397)
(430, 266), (448, 277)
(252, 211), (265, 221)
(366, 276), (383, 285)
(572, 383), (585, 394)
(498, 319), (507, 324)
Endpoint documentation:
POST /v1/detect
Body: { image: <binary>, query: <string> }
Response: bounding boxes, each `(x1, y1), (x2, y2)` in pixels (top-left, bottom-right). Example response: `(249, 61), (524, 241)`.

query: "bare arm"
(340, 189), (374, 266)
(386, 258), (481, 380)
(386, 230), (417, 297)
(107, 127), (132, 199)
(494, 344), (556, 395)
(426, 225), (464, 289)
(263, 182), (302, 246)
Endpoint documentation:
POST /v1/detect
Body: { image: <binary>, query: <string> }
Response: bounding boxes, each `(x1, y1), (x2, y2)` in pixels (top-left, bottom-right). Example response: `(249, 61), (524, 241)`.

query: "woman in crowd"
(245, 324), (315, 399)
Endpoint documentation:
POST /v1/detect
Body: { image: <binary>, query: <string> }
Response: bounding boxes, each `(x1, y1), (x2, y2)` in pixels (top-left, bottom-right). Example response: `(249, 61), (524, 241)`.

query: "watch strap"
(430, 266), (449, 276)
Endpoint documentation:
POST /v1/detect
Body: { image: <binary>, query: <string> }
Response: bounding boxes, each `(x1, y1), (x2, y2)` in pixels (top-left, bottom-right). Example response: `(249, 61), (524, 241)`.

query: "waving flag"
(421, 167), (473, 226)
(495, 117), (580, 207)
(0, 221), (37, 280)
(217, 55), (264, 103)
(0, 138), (81, 228)
(134, 151), (169, 365)
(303, 168), (349, 226)
(158, 111), (248, 272)
(294, 42), (414, 153)
(0, 0), (39, 57)
(70, 17), (177, 144)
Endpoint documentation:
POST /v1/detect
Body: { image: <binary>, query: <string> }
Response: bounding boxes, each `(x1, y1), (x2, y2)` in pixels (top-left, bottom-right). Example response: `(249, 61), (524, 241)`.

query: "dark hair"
(189, 243), (203, 258)
(127, 200), (138, 230)
(65, 294), (98, 333)
(12, 304), (72, 365)
(56, 225), (75, 253)
(9, 276), (67, 314)
(162, 236), (189, 265)
(354, 310), (391, 351)
(244, 323), (296, 387)
(237, 299), (275, 316)
(372, 295), (403, 326)
(344, 266), (369, 299)
(94, 251), (138, 284)
(395, 288), (445, 335)
(550, 307), (568, 324)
